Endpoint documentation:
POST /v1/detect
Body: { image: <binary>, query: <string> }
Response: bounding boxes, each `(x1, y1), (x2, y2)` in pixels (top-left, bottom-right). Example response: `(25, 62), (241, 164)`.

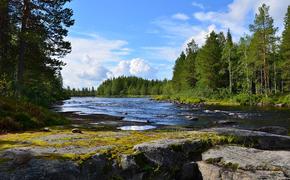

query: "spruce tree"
(195, 31), (224, 91)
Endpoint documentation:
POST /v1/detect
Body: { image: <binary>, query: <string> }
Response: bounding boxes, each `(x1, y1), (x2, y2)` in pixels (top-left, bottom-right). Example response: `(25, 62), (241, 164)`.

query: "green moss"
(0, 158), (10, 165)
(205, 157), (239, 171)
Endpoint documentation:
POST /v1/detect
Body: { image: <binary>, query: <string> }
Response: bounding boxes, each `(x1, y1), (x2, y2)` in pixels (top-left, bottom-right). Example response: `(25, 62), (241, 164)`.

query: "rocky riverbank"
(0, 127), (289, 180)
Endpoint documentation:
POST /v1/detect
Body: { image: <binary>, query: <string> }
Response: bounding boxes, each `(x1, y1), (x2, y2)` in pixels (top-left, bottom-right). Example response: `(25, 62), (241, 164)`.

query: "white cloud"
(172, 13), (190, 21)
(193, 0), (290, 37)
(62, 35), (130, 88)
(142, 46), (181, 62)
(107, 58), (157, 79)
(153, 17), (219, 46)
(110, 58), (157, 79)
(192, 1), (205, 9)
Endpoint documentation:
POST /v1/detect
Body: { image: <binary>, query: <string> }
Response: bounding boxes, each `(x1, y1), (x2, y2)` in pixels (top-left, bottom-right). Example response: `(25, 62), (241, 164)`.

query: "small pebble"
(72, 128), (82, 134)
(43, 127), (51, 132)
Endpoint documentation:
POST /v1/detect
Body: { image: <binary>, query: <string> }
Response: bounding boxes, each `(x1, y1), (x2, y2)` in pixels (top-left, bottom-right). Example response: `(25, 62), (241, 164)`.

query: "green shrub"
(233, 93), (260, 105)
(278, 94), (290, 105)
(0, 97), (69, 131)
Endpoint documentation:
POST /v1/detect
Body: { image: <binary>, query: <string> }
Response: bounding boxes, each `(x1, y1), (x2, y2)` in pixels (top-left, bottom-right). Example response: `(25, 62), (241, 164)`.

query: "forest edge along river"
(53, 97), (290, 131)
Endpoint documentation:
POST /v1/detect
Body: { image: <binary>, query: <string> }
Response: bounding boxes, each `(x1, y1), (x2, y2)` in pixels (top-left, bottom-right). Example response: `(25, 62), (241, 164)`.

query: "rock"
(255, 126), (288, 136)
(120, 154), (138, 170)
(202, 127), (290, 150)
(80, 153), (112, 179)
(198, 145), (290, 179)
(134, 139), (203, 167)
(215, 120), (237, 126)
(1, 149), (33, 165)
(257, 102), (263, 107)
(72, 128), (82, 134)
(228, 113), (236, 116)
(180, 161), (202, 180)
(43, 127), (51, 132)
(204, 110), (213, 113)
(274, 103), (286, 108)
(198, 161), (285, 180)
(185, 116), (198, 121)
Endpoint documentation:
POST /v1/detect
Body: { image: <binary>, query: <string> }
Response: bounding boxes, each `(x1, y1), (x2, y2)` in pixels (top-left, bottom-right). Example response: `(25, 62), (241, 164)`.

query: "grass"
(0, 97), (69, 131)
(153, 92), (290, 107)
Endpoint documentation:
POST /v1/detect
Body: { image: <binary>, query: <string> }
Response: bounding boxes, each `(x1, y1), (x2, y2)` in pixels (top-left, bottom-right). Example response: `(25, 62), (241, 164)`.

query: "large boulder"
(133, 139), (204, 167)
(202, 127), (290, 150)
(197, 145), (290, 180)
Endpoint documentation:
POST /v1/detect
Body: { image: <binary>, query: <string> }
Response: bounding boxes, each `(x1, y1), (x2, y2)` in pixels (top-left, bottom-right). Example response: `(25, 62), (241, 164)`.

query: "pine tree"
(185, 39), (199, 87)
(281, 6), (290, 92)
(237, 35), (252, 93)
(222, 29), (234, 93)
(249, 4), (278, 95)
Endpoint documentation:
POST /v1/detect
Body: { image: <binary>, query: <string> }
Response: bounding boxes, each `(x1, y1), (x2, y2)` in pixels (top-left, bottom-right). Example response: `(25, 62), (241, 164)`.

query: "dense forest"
(167, 4), (290, 105)
(89, 4), (290, 106)
(0, 0), (73, 106)
(66, 76), (169, 96)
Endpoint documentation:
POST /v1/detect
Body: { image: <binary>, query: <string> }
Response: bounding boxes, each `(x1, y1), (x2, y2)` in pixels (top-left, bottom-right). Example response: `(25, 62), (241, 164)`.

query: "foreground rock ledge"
(0, 128), (290, 180)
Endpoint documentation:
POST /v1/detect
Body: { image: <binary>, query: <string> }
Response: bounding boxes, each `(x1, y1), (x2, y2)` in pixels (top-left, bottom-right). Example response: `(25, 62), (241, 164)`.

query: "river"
(55, 97), (290, 130)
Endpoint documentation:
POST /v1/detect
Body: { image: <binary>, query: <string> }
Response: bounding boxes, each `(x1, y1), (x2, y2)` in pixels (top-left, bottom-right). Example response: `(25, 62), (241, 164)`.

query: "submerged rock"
(185, 116), (198, 121)
(198, 145), (290, 179)
(215, 120), (238, 126)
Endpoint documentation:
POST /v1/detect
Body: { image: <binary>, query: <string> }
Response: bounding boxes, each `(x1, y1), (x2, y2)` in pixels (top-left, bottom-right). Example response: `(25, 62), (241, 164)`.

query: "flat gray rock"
(198, 145), (290, 179)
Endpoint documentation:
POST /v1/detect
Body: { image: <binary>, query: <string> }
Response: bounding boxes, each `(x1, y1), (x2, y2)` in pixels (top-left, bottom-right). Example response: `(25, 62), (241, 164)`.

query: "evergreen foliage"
(96, 76), (167, 96)
(0, 0), (74, 106)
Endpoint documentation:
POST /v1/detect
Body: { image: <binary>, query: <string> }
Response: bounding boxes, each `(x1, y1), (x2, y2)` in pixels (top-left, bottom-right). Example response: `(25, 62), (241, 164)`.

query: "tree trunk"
(16, 0), (30, 93)
(0, 0), (9, 72)
(228, 48), (232, 93)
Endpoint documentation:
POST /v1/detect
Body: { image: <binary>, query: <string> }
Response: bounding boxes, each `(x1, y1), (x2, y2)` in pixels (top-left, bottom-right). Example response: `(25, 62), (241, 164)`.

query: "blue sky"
(62, 0), (290, 88)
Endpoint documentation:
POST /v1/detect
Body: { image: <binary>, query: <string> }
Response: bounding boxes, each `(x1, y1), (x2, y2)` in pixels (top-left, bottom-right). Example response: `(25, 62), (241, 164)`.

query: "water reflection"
(118, 125), (156, 131)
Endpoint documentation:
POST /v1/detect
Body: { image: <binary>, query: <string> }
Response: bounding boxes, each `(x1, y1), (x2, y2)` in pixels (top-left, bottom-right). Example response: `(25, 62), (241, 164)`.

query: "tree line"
(0, 0), (74, 106)
(96, 76), (169, 96)
(66, 76), (169, 96)
(171, 4), (290, 98)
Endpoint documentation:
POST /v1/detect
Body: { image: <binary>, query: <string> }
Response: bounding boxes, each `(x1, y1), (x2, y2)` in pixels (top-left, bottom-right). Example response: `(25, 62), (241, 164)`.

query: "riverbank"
(152, 93), (290, 108)
(0, 98), (69, 133)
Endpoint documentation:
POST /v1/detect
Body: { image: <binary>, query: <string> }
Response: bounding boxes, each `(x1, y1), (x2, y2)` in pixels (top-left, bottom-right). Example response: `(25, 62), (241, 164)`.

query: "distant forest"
(71, 4), (290, 104)
(66, 76), (168, 96)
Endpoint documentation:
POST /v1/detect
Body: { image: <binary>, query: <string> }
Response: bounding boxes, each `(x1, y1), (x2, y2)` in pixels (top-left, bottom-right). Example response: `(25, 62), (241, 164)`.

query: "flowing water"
(55, 97), (290, 130)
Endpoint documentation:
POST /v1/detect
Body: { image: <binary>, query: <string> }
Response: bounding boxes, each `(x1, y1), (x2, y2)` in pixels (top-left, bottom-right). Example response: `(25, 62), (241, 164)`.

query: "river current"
(55, 97), (290, 130)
